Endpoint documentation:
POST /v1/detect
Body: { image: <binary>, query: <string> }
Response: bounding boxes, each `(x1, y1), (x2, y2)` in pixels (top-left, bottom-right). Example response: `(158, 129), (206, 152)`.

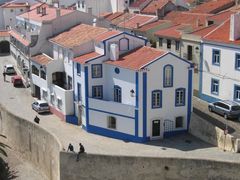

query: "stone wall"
(60, 152), (240, 180)
(0, 104), (62, 180)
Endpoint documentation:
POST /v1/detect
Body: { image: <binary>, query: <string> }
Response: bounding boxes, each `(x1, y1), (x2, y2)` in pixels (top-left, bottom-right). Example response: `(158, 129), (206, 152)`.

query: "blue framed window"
(77, 83), (81, 101)
(114, 85), (122, 103)
(212, 49), (220, 65)
(235, 53), (240, 70)
(152, 90), (162, 108)
(163, 65), (173, 87)
(92, 85), (103, 99)
(92, 64), (102, 78)
(211, 78), (219, 95)
(234, 85), (240, 102)
(175, 88), (185, 106)
(76, 63), (81, 76)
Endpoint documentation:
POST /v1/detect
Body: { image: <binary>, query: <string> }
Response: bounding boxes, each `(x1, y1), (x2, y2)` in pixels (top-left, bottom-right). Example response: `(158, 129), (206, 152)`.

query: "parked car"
(11, 75), (23, 87)
(208, 100), (240, 119)
(4, 64), (16, 75)
(32, 100), (50, 113)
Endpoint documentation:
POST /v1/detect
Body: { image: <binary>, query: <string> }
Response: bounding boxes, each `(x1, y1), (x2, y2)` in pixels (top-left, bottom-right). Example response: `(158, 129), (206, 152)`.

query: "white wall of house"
(157, 37), (181, 56)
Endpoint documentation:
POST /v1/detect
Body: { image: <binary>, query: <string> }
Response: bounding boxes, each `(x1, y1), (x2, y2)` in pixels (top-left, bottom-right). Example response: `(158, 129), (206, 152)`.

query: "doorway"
(152, 120), (161, 137)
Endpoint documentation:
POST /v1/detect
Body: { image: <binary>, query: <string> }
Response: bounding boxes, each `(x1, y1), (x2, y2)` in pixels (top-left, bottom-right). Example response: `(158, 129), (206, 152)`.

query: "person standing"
(3, 72), (6, 82)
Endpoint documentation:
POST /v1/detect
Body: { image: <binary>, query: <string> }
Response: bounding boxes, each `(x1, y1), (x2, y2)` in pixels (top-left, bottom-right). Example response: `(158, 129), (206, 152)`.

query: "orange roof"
(130, 0), (149, 8)
(141, 0), (171, 14)
(155, 24), (187, 39)
(73, 52), (101, 64)
(111, 13), (136, 25)
(31, 54), (53, 65)
(105, 46), (167, 70)
(105, 12), (124, 21)
(137, 20), (170, 32)
(118, 14), (156, 29)
(19, 4), (74, 23)
(95, 30), (122, 42)
(1, 2), (30, 8)
(191, 24), (218, 37)
(0, 30), (9, 37)
(190, 0), (235, 14)
(50, 24), (109, 48)
(207, 10), (234, 23)
(9, 30), (30, 46)
(203, 19), (240, 45)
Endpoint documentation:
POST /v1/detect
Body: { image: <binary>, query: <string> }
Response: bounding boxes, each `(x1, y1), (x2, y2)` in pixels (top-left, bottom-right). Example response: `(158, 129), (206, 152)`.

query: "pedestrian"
(67, 143), (74, 152)
(34, 116), (40, 124)
(76, 143), (85, 161)
(3, 72), (6, 82)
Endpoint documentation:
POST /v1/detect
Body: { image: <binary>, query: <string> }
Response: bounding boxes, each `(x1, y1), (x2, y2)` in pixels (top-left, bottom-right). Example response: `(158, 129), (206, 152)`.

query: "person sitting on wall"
(34, 116), (40, 124)
(67, 143), (74, 152)
(76, 143), (85, 161)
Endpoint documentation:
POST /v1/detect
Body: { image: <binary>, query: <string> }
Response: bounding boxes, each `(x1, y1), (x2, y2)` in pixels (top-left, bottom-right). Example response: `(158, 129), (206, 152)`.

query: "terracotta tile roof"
(1, 2), (30, 8)
(141, 0), (171, 14)
(100, 12), (113, 18)
(130, 0), (149, 8)
(207, 10), (234, 23)
(19, 4), (74, 23)
(49, 24), (109, 48)
(31, 54), (53, 65)
(73, 52), (101, 64)
(154, 24), (187, 39)
(203, 19), (240, 45)
(105, 46), (167, 70)
(189, 0), (235, 14)
(105, 12), (124, 21)
(0, 30), (9, 37)
(118, 14), (157, 29)
(9, 30), (30, 46)
(137, 20), (170, 32)
(95, 30), (122, 42)
(111, 13), (136, 25)
(190, 24), (218, 37)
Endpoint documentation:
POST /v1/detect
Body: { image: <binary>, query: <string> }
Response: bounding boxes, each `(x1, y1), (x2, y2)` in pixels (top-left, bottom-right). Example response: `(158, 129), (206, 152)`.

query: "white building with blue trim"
(47, 23), (193, 142)
(199, 13), (240, 104)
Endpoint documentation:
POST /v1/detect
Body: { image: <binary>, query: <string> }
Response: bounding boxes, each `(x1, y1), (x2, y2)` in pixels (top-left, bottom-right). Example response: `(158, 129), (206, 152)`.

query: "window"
(50, 94), (55, 105)
(163, 65), (173, 87)
(159, 38), (163, 47)
(92, 86), (103, 99)
(42, 90), (47, 100)
(40, 70), (46, 80)
(235, 53), (240, 70)
(107, 116), (116, 129)
(92, 64), (102, 78)
(67, 76), (72, 90)
(234, 85), (240, 102)
(32, 65), (39, 76)
(175, 88), (185, 106)
(82, 0), (85, 8)
(76, 63), (81, 75)
(77, 1), (80, 8)
(77, 83), (81, 101)
(175, 41), (180, 51)
(212, 49), (220, 65)
(68, 52), (72, 63)
(10, 9), (13, 12)
(20, 9), (23, 12)
(114, 86), (121, 103)
(175, 116), (183, 128)
(167, 39), (171, 49)
(152, 90), (162, 108)
(119, 38), (129, 51)
(211, 79), (219, 95)
(57, 98), (62, 110)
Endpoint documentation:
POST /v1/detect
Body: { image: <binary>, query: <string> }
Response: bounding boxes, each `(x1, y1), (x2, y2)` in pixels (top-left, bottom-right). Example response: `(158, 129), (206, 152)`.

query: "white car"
(4, 64), (16, 75)
(32, 100), (50, 113)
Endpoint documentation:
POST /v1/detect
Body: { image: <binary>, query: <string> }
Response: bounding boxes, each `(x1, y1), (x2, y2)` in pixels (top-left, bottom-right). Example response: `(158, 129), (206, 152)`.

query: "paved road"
(0, 55), (240, 164)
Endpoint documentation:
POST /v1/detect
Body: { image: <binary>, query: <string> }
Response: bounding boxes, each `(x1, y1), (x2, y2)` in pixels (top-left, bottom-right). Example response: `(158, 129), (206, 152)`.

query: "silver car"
(208, 100), (240, 119)
(4, 64), (16, 75)
(32, 100), (50, 113)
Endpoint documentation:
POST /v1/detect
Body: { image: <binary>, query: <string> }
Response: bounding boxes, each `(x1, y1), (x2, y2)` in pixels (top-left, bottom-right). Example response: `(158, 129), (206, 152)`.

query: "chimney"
(229, 13), (240, 41)
(56, 8), (61, 17)
(136, 23), (140, 29)
(110, 43), (119, 61)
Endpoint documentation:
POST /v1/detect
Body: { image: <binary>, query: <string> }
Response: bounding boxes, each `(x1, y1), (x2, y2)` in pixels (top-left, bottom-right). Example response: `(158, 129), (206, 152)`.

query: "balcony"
(88, 98), (135, 118)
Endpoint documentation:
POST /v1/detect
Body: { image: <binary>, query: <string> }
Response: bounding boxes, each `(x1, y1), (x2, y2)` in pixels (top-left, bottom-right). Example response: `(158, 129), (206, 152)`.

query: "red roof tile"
(9, 30), (30, 46)
(141, 0), (171, 14)
(203, 19), (240, 45)
(111, 13), (136, 25)
(207, 10), (234, 23)
(1, 2), (30, 8)
(31, 54), (53, 65)
(105, 12), (124, 21)
(0, 30), (9, 37)
(130, 0), (149, 8)
(95, 30), (122, 42)
(190, 24), (218, 37)
(154, 24), (187, 39)
(137, 20), (170, 32)
(189, 0), (235, 14)
(50, 24), (110, 48)
(105, 46), (167, 70)
(73, 52), (101, 64)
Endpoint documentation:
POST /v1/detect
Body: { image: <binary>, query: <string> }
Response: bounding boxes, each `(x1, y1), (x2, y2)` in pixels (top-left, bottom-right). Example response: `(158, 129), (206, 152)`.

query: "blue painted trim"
(92, 85), (103, 99)
(135, 72), (139, 137)
(212, 49), (220, 66)
(114, 85), (122, 103)
(87, 124), (150, 143)
(91, 64), (103, 78)
(143, 72), (147, 138)
(163, 64), (173, 88)
(151, 90), (162, 109)
(164, 130), (187, 138)
(187, 69), (192, 130)
(76, 63), (81, 76)
(66, 115), (78, 125)
(175, 88), (186, 107)
(119, 37), (130, 51)
(88, 108), (135, 119)
(211, 78), (219, 96)
(235, 53), (240, 71)
(72, 61), (76, 116)
(84, 66), (89, 129)
(233, 84), (240, 103)
(199, 93), (221, 103)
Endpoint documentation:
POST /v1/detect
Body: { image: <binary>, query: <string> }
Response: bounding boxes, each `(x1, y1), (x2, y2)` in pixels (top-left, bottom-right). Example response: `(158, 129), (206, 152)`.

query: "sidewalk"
(0, 55), (240, 163)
